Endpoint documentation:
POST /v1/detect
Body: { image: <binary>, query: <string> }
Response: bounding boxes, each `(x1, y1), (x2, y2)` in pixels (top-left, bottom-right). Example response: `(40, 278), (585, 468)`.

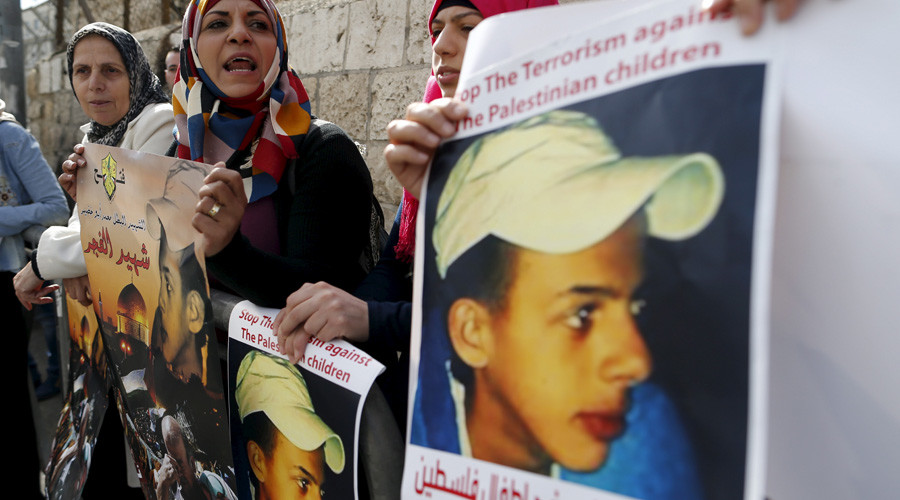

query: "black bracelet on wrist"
(30, 248), (45, 281)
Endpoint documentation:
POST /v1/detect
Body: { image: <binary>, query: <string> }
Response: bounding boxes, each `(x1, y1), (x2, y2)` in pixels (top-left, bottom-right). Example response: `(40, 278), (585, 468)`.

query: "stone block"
(130, 1), (163, 33)
(38, 60), (51, 94)
(50, 56), (63, 93)
(381, 201), (400, 228)
(370, 68), (428, 141)
(317, 72), (369, 141)
(301, 77), (319, 116)
(345, 0), (406, 70)
(289, 4), (350, 74)
(25, 68), (39, 99)
(407, 0), (431, 65)
(26, 97), (42, 123)
(365, 139), (403, 208)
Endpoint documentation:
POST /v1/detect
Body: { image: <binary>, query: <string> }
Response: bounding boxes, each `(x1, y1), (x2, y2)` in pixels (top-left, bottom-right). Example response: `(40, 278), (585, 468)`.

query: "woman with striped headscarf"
(13, 22), (175, 500)
(174, 0), (380, 307)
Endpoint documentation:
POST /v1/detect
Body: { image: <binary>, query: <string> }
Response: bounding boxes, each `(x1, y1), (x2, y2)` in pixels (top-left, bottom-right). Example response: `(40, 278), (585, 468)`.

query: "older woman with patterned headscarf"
(11, 21), (175, 500)
(173, 0), (379, 308)
(15, 22), (173, 309)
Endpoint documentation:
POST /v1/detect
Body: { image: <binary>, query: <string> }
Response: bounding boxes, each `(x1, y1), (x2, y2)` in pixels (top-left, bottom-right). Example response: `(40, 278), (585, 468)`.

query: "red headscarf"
(394, 0), (559, 262)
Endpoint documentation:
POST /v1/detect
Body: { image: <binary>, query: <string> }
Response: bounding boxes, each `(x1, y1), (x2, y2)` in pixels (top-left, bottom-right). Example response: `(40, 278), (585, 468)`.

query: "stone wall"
(24, 0), (576, 218)
(21, 2), (56, 73)
(25, 0), (441, 218)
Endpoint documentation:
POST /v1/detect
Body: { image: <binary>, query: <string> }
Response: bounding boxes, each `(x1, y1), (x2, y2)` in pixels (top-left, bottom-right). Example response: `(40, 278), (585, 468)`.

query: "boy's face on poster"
(255, 430), (325, 500)
(460, 215), (652, 472)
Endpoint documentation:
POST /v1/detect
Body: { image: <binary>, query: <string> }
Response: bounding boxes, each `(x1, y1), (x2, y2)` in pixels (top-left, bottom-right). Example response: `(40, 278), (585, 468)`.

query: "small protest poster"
(403, 1), (780, 499)
(44, 296), (110, 499)
(77, 147), (236, 499)
(228, 300), (386, 500)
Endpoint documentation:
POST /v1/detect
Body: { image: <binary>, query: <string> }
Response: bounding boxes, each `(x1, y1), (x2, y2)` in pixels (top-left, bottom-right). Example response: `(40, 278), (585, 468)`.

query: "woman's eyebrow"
(433, 10), (484, 27)
(451, 11), (483, 23)
(204, 9), (266, 19)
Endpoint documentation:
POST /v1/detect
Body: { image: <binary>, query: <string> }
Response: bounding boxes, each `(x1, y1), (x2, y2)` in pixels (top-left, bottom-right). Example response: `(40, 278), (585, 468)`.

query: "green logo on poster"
(101, 153), (117, 200)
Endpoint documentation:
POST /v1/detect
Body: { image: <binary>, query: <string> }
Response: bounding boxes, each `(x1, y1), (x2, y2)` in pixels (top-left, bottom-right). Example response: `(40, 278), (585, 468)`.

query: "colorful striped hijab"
(172, 0), (312, 202)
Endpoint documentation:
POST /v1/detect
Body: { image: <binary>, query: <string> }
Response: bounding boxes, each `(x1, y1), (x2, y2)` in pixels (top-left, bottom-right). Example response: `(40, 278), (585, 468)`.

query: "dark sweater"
(355, 208), (413, 432)
(206, 119), (375, 307)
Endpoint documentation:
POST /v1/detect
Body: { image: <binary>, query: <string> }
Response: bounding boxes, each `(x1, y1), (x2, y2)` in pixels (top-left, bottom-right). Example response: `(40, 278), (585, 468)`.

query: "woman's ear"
(247, 440), (267, 483)
(447, 298), (493, 369)
(186, 290), (205, 335)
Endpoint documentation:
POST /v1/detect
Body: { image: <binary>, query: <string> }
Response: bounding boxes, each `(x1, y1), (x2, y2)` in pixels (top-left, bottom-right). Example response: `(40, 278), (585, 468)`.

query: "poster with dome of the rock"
(76, 146), (236, 500)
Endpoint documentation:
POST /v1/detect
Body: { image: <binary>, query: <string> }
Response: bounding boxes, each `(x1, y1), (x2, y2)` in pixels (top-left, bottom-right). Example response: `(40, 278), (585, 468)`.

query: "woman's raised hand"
(384, 98), (468, 199)
(58, 144), (86, 201)
(193, 163), (248, 257)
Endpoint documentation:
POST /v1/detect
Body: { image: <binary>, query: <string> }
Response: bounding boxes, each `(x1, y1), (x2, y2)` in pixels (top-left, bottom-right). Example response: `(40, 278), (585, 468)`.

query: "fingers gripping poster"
(404, 1), (780, 499)
(76, 146), (237, 499)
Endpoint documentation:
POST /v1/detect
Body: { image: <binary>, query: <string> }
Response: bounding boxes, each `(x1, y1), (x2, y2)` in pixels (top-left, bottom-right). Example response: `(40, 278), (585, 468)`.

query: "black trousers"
(1, 270), (42, 499)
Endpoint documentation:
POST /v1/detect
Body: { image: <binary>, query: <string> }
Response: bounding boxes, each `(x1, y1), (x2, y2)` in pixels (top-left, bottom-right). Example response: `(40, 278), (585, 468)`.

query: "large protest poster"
(228, 301), (385, 500)
(77, 146), (236, 499)
(403, 1), (780, 499)
(754, 0), (900, 498)
(44, 296), (110, 499)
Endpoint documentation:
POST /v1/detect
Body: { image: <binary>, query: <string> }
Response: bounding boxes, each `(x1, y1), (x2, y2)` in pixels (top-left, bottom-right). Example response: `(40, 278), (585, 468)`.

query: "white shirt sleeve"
(35, 207), (86, 279)
(34, 103), (175, 280)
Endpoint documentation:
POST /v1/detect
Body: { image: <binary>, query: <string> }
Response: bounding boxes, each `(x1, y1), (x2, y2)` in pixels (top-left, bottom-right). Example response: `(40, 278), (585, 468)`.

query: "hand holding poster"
(404, 1), (780, 499)
(228, 301), (386, 500)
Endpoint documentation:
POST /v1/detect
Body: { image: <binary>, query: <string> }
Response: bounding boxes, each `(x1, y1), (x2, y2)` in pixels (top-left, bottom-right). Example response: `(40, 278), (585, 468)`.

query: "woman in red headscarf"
(384, 0), (802, 199)
(394, 0), (558, 262)
(272, 0), (558, 433)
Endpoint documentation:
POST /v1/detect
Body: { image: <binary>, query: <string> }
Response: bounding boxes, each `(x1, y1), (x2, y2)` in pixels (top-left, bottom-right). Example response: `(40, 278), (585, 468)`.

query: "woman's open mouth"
(224, 57), (257, 72)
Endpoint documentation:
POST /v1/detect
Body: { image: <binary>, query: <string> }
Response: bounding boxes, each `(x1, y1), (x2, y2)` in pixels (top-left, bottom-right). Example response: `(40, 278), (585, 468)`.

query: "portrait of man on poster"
(144, 161), (230, 467)
(155, 414), (236, 500)
(146, 163), (217, 389)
